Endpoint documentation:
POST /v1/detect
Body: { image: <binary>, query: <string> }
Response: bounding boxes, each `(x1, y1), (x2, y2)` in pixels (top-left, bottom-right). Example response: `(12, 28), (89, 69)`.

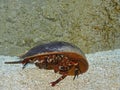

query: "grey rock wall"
(0, 0), (120, 56)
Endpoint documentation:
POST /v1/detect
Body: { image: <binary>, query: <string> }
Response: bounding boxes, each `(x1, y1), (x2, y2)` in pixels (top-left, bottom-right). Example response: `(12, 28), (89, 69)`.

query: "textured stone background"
(0, 0), (120, 56)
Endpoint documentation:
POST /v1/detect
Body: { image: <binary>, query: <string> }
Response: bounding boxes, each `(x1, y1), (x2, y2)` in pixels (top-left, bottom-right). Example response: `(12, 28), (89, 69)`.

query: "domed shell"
(21, 41), (86, 58)
(20, 41), (89, 74)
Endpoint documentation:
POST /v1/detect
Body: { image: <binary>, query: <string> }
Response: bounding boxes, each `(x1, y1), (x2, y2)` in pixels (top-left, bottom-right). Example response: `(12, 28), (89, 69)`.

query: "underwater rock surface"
(0, 49), (120, 90)
(0, 0), (120, 55)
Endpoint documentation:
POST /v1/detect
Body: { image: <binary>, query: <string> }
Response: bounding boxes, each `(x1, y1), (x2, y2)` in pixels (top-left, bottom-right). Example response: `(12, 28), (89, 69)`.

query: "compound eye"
(59, 66), (69, 72)
(59, 66), (64, 70)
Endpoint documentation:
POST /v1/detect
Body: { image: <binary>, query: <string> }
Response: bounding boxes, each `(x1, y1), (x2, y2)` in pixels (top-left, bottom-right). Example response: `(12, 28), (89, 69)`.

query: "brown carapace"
(5, 41), (89, 86)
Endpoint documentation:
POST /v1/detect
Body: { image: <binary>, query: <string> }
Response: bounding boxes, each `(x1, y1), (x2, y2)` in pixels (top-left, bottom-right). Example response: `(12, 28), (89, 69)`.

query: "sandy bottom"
(0, 49), (120, 90)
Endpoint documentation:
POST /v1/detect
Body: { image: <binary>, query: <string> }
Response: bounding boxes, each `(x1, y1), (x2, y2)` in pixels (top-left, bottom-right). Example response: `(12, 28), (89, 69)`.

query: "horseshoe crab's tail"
(4, 60), (23, 64)
(5, 60), (29, 69)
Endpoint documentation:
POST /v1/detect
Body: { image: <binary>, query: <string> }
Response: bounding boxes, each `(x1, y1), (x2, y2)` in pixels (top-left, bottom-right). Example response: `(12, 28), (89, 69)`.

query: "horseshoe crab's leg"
(73, 64), (82, 80)
(50, 74), (67, 86)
